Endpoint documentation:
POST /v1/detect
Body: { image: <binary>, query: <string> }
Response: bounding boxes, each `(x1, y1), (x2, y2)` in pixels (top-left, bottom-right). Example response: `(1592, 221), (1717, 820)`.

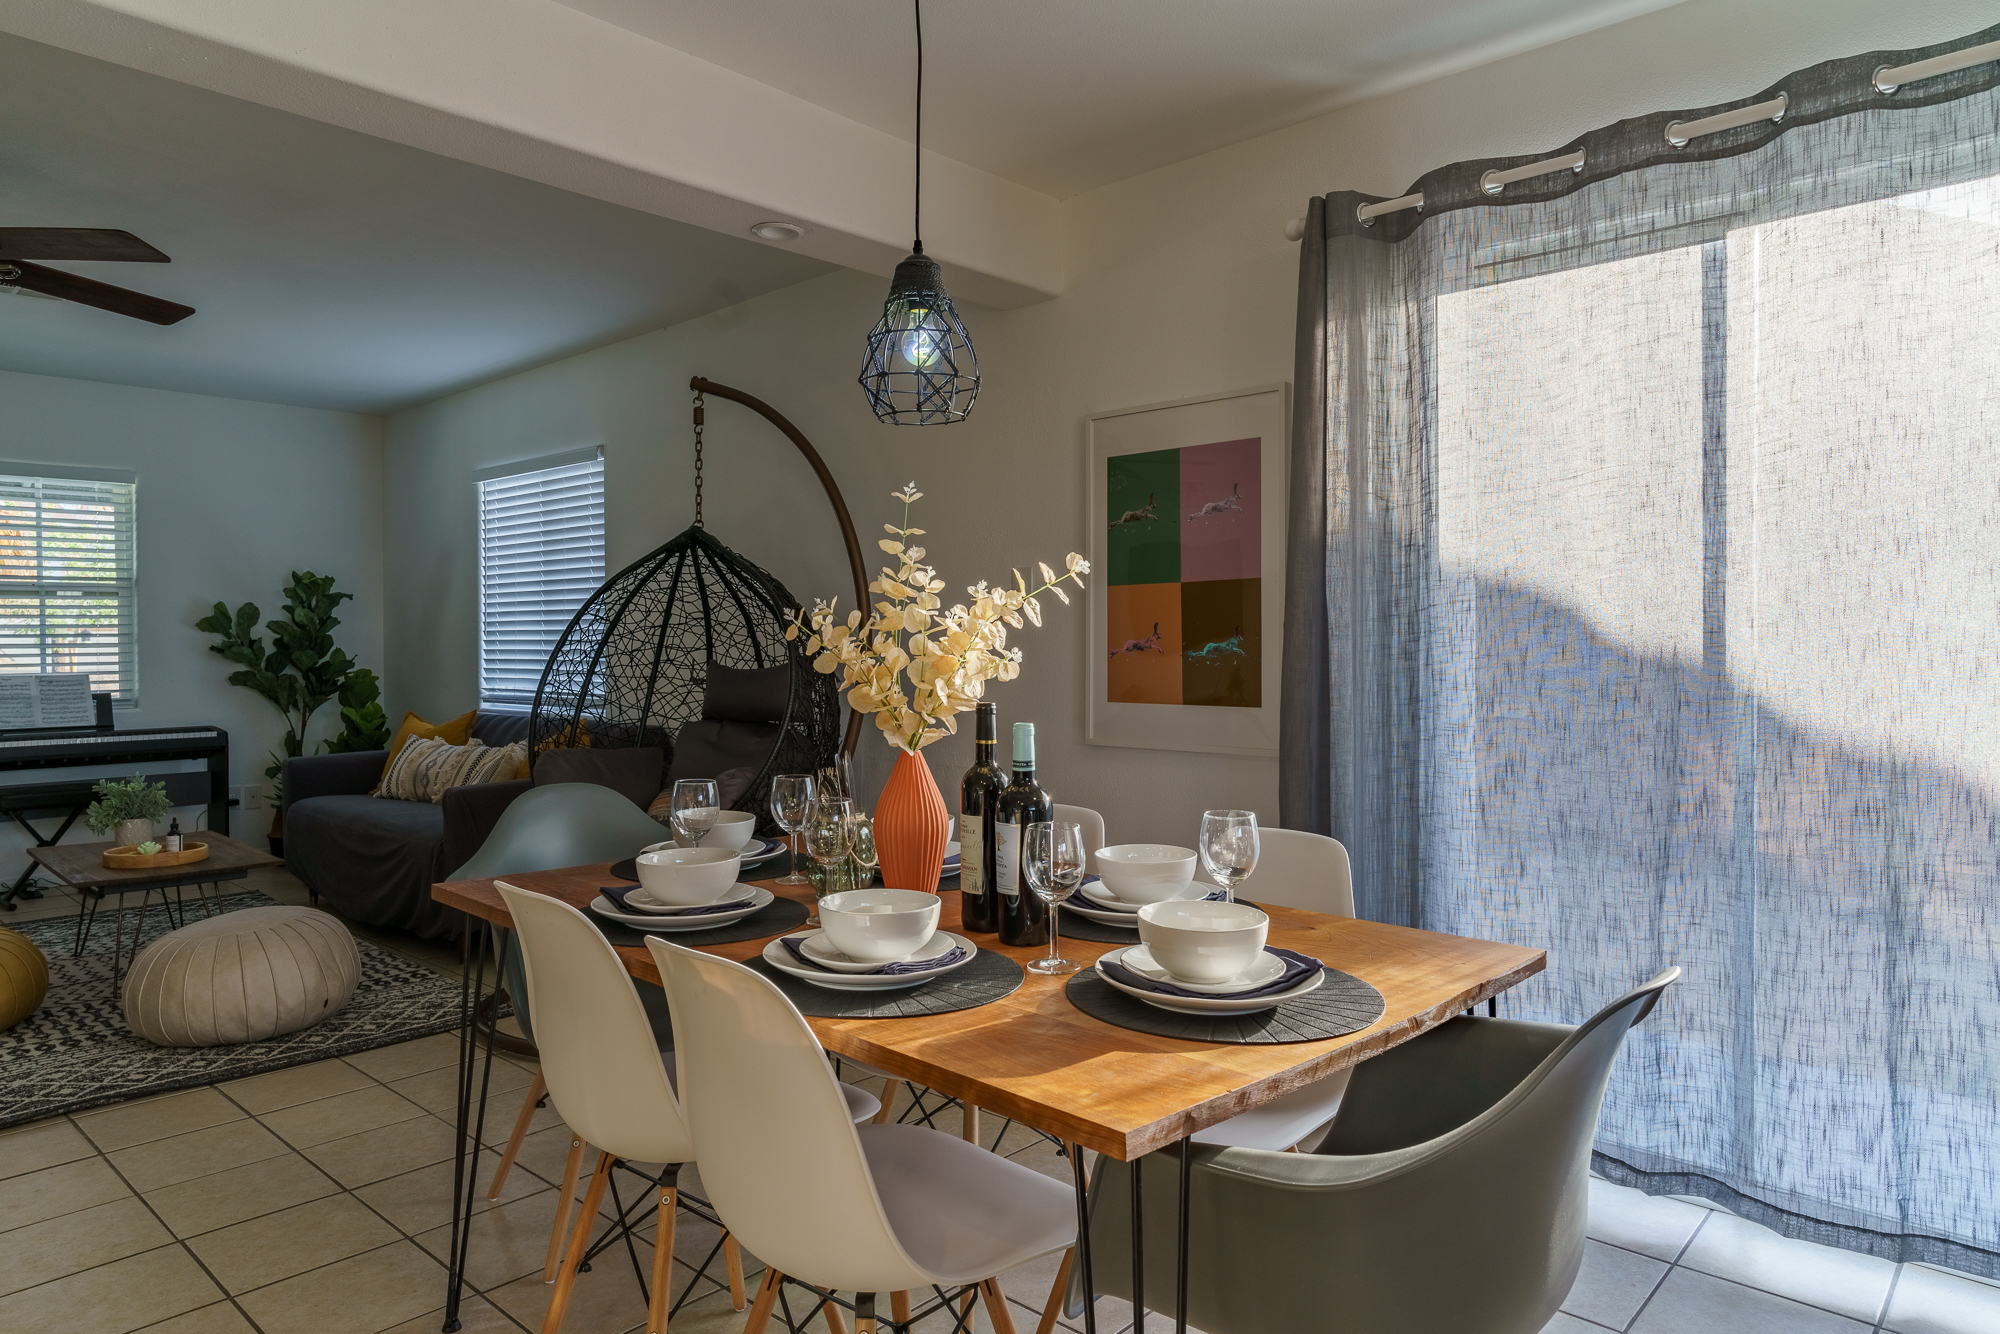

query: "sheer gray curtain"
(1282, 27), (2000, 1274)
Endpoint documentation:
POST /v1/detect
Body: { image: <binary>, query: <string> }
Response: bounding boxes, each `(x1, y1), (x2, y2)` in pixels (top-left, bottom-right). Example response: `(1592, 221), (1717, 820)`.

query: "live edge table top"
(433, 865), (1545, 1162)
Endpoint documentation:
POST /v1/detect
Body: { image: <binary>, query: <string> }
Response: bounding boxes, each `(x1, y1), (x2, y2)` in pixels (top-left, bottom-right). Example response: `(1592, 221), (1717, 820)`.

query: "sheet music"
(0, 673), (97, 729)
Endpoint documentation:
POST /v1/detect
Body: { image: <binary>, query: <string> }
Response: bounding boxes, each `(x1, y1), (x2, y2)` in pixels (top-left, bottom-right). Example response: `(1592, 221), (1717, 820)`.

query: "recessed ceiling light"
(749, 221), (805, 242)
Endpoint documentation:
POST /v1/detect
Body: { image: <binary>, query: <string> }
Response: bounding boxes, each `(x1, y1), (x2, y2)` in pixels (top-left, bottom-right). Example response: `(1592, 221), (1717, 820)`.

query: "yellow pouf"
(0, 926), (50, 1031)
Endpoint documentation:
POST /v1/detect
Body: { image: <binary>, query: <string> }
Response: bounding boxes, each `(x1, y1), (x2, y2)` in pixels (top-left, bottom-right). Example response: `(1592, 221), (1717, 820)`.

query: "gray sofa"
(283, 712), (536, 940)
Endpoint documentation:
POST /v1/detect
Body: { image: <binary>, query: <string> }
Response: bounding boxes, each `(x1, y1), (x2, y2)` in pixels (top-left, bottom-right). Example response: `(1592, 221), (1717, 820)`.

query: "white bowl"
(1136, 899), (1269, 984)
(672, 809), (756, 852)
(1094, 844), (1198, 904)
(634, 847), (742, 905)
(817, 888), (942, 965)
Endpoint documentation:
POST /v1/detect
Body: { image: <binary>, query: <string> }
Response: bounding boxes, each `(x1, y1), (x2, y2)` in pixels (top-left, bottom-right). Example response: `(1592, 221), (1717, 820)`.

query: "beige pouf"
(123, 906), (361, 1047)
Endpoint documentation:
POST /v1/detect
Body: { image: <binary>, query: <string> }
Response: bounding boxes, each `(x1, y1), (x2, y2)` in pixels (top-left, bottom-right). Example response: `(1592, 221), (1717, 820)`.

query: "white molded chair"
(1192, 828), (1356, 1151)
(498, 883), (877, 1334)
(1053, 803), (1108, 875)
(647, 936), (1078, 1334)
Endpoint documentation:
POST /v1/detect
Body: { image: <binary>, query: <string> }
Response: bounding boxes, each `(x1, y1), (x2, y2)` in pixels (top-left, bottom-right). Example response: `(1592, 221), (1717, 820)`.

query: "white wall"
(0, 368), (382, 858)
(384, 0), (1984, 843)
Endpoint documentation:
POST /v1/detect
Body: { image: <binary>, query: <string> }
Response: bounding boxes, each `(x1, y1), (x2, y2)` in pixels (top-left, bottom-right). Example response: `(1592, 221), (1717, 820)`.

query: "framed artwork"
(1085, 384), (1287, 754)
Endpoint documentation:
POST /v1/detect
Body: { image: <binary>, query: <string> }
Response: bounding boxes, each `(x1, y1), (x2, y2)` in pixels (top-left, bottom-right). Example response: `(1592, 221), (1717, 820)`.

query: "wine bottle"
(996, 721), (1055, 948)
(958, 703), (1004, 933)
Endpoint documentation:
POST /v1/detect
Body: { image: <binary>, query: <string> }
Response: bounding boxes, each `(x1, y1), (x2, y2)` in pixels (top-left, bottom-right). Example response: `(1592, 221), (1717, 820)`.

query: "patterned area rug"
(1, 891), (466, 1129)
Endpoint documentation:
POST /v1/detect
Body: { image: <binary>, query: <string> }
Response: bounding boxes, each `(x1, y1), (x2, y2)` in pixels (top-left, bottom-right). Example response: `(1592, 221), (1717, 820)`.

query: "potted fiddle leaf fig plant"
(196, 571), (390, 853)
(84, 773), (173, 850)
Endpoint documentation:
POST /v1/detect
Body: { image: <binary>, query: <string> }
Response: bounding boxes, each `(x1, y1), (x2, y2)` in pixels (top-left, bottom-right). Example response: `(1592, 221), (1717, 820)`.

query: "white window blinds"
(478, 453), (604, 708)
(0, 468), (138, 705)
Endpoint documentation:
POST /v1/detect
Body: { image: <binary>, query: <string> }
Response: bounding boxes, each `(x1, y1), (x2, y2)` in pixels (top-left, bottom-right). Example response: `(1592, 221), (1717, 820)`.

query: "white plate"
(643, 835), (784, 865)
(623, 883), (755, 914)
(761, 930), (977, 991)
(796, 928), (964, 974)
(590, 885), (774, 931)
(1113, 943), (1287, 994)
(1095, 946), (1323, 1015)
(1064, 879), (1215, 924)
(937, 839), (962, 878)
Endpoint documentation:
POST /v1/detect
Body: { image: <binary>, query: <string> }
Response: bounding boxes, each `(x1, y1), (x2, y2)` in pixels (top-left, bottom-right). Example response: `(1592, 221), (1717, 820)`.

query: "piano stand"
(2, 801), (90, 910)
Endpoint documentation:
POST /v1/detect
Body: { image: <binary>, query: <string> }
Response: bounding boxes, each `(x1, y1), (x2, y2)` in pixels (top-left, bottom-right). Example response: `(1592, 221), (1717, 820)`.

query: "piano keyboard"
(0, 729), (222, 751)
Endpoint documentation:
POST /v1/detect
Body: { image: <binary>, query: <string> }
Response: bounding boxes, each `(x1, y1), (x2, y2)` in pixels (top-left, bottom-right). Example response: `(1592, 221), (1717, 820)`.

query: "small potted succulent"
(84, 773), (173, 849)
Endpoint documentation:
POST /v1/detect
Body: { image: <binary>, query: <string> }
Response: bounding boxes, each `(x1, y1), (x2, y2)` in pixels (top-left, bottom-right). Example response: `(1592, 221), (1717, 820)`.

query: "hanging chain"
(692, 388), (705, 528)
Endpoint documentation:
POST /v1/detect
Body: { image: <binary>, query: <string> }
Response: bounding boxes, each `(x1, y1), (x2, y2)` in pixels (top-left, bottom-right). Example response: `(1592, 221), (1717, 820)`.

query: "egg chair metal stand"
(527, 379), (868, 827)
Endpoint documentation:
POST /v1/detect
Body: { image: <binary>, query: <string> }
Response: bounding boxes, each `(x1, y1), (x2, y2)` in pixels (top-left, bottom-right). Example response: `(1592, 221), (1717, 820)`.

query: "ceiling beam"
(0, 0), (1064, 307)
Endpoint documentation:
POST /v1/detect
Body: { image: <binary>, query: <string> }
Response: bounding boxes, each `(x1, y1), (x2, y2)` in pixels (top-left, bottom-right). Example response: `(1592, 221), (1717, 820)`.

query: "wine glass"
(847, 812), (879, 889)
(803, 797), (852, 927)
(1023, 821), (1086, 975)
(771, 773), (815, 886)
(1198, 809), (1260, 902)
(672, 779), (720, 848)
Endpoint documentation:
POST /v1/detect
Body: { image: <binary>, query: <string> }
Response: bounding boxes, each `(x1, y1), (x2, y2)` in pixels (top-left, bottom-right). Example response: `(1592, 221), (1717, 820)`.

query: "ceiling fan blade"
(0, 229), (170, 263)
(3, 260), (194, 325)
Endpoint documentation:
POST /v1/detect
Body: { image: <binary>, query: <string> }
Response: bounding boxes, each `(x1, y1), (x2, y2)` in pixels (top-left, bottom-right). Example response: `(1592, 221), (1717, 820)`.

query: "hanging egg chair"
(528, 381), (867, 829)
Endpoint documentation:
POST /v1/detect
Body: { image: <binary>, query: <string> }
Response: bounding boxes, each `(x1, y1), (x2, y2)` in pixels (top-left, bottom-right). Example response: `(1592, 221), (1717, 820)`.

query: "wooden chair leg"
(815, 1288), (849, 1334)
(1035, 1250), (1074, 1334)
(743, 1267), (782, 1334)
(542, 1151), (613, 1334)
(489, 1071), (547, 1198)
(890, 1291), (912, 1324)
(981, 1277), (1020, 1334)
(962, 1100), (979, 1144)
(872, 1080), (899, 1124)
(723, 1233), (747, 1310)
(647, 1179), (676, 1334)
(542, 1135), (588, 1282)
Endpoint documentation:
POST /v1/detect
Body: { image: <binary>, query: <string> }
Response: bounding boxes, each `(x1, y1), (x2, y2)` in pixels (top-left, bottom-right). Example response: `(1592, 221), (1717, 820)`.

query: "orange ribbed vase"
(874, 748), (950, 893)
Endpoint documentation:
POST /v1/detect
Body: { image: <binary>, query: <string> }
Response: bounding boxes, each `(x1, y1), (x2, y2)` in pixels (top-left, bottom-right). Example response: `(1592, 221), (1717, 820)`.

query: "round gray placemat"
(586, 896), (808, 949)
(745, 950), (1024, 1019)
(1063, 963), (1386, 1044)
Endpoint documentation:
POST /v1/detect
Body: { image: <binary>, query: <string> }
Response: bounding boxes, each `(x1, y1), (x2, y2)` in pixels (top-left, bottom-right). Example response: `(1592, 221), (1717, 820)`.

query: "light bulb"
(899, 308), (944, 368)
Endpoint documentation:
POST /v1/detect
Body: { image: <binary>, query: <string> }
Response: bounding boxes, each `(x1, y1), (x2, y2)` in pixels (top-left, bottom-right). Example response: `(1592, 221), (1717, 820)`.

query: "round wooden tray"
(103, 842), (210, 870)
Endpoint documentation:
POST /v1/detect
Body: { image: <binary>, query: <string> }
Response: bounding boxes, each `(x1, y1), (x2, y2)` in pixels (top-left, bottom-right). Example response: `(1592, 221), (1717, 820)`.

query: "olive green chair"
(1077, 967), (1680, 1334)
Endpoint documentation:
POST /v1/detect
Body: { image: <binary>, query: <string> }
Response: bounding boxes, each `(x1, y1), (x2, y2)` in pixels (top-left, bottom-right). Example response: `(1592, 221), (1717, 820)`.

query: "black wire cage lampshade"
(858, 245), (979, 425)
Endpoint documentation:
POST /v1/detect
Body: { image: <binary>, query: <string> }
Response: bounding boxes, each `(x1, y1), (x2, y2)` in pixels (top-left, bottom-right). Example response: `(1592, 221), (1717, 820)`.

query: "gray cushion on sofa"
(283, 794), (460, 940)
(472, 712), (532, 748)
(532, 745), (663, 810)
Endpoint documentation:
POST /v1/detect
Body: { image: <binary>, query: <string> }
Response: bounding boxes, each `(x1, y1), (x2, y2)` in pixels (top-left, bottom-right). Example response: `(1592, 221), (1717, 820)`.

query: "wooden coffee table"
(29, 832), (285, 988)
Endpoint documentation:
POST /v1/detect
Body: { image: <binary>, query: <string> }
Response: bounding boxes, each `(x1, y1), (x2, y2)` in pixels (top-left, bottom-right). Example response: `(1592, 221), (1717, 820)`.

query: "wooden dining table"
(430, 862), (1544, 1334)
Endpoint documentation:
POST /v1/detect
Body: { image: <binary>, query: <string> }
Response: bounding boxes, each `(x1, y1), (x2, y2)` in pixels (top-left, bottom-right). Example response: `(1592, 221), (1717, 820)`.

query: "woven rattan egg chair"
(528, 380), (867, 828)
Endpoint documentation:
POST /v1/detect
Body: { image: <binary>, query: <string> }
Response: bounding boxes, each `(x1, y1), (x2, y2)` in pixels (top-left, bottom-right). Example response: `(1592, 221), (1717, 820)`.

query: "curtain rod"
(1284, 30), (2000, 238)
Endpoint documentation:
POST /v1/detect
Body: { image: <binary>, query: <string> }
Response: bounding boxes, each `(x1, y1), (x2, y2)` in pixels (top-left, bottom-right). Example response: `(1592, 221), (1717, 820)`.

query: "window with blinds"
(478, 452), (605, 708)
(0, 467), (138, 705)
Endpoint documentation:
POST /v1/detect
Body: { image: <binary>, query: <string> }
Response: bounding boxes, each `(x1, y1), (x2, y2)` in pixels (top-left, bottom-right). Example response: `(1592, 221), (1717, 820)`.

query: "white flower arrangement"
(787, 483), (1089, 752)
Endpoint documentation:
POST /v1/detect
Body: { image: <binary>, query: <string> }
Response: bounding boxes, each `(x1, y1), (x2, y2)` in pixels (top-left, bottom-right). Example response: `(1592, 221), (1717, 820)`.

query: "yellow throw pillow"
(377, 710), (477, 790)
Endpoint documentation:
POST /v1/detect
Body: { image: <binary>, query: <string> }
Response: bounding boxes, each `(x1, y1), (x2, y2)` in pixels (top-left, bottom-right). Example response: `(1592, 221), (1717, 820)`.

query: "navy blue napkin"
(602, 883), (755, 917)
(1098, 945), (1323, 999)
(780, 933), (968, 976)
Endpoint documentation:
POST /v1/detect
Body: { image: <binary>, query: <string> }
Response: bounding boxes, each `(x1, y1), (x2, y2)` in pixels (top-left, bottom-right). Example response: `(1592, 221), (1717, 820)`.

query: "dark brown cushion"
(668, 720), (781, 788)
(703, 664), (791, 723)
(533, 746), (664, 810)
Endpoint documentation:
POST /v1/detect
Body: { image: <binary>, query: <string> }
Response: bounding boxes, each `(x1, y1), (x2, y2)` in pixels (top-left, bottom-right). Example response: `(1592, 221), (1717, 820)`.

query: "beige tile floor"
(6, 868), (1996, 1334)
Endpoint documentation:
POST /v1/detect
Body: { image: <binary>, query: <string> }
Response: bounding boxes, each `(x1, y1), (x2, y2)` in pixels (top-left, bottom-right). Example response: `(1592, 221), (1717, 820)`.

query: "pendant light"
(858, 0), (979, 425)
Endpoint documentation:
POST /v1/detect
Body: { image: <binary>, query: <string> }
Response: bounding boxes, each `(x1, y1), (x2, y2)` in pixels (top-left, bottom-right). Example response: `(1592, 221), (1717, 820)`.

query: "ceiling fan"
(0, 229), (195, 325)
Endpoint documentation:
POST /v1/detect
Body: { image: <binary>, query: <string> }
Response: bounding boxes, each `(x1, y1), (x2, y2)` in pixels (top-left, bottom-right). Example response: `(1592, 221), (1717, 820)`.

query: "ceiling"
(0, 35), (832, 413)
(558, 0), (1682, 198)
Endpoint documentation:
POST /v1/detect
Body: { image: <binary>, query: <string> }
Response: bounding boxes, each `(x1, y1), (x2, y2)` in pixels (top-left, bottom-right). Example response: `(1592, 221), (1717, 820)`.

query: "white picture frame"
(1084, 384), (1288, 755)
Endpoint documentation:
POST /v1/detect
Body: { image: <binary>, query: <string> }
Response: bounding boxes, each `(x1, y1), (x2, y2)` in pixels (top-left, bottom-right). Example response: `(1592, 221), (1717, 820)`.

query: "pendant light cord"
(913, 0), (923, 252)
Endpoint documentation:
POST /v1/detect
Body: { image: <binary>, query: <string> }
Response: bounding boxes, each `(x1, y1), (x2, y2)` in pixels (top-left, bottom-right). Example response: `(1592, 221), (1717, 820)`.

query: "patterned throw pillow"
(374, 738), (528, 803)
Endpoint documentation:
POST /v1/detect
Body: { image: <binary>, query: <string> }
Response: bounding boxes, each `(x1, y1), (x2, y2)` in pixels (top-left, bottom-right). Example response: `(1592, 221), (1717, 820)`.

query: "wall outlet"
(232, 785), (265, 811)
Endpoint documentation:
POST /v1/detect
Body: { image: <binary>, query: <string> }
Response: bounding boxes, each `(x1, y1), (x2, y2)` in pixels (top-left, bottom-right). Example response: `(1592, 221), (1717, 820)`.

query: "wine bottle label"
(962, 817), (984, 897)
(995, 823), (1021, 897)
